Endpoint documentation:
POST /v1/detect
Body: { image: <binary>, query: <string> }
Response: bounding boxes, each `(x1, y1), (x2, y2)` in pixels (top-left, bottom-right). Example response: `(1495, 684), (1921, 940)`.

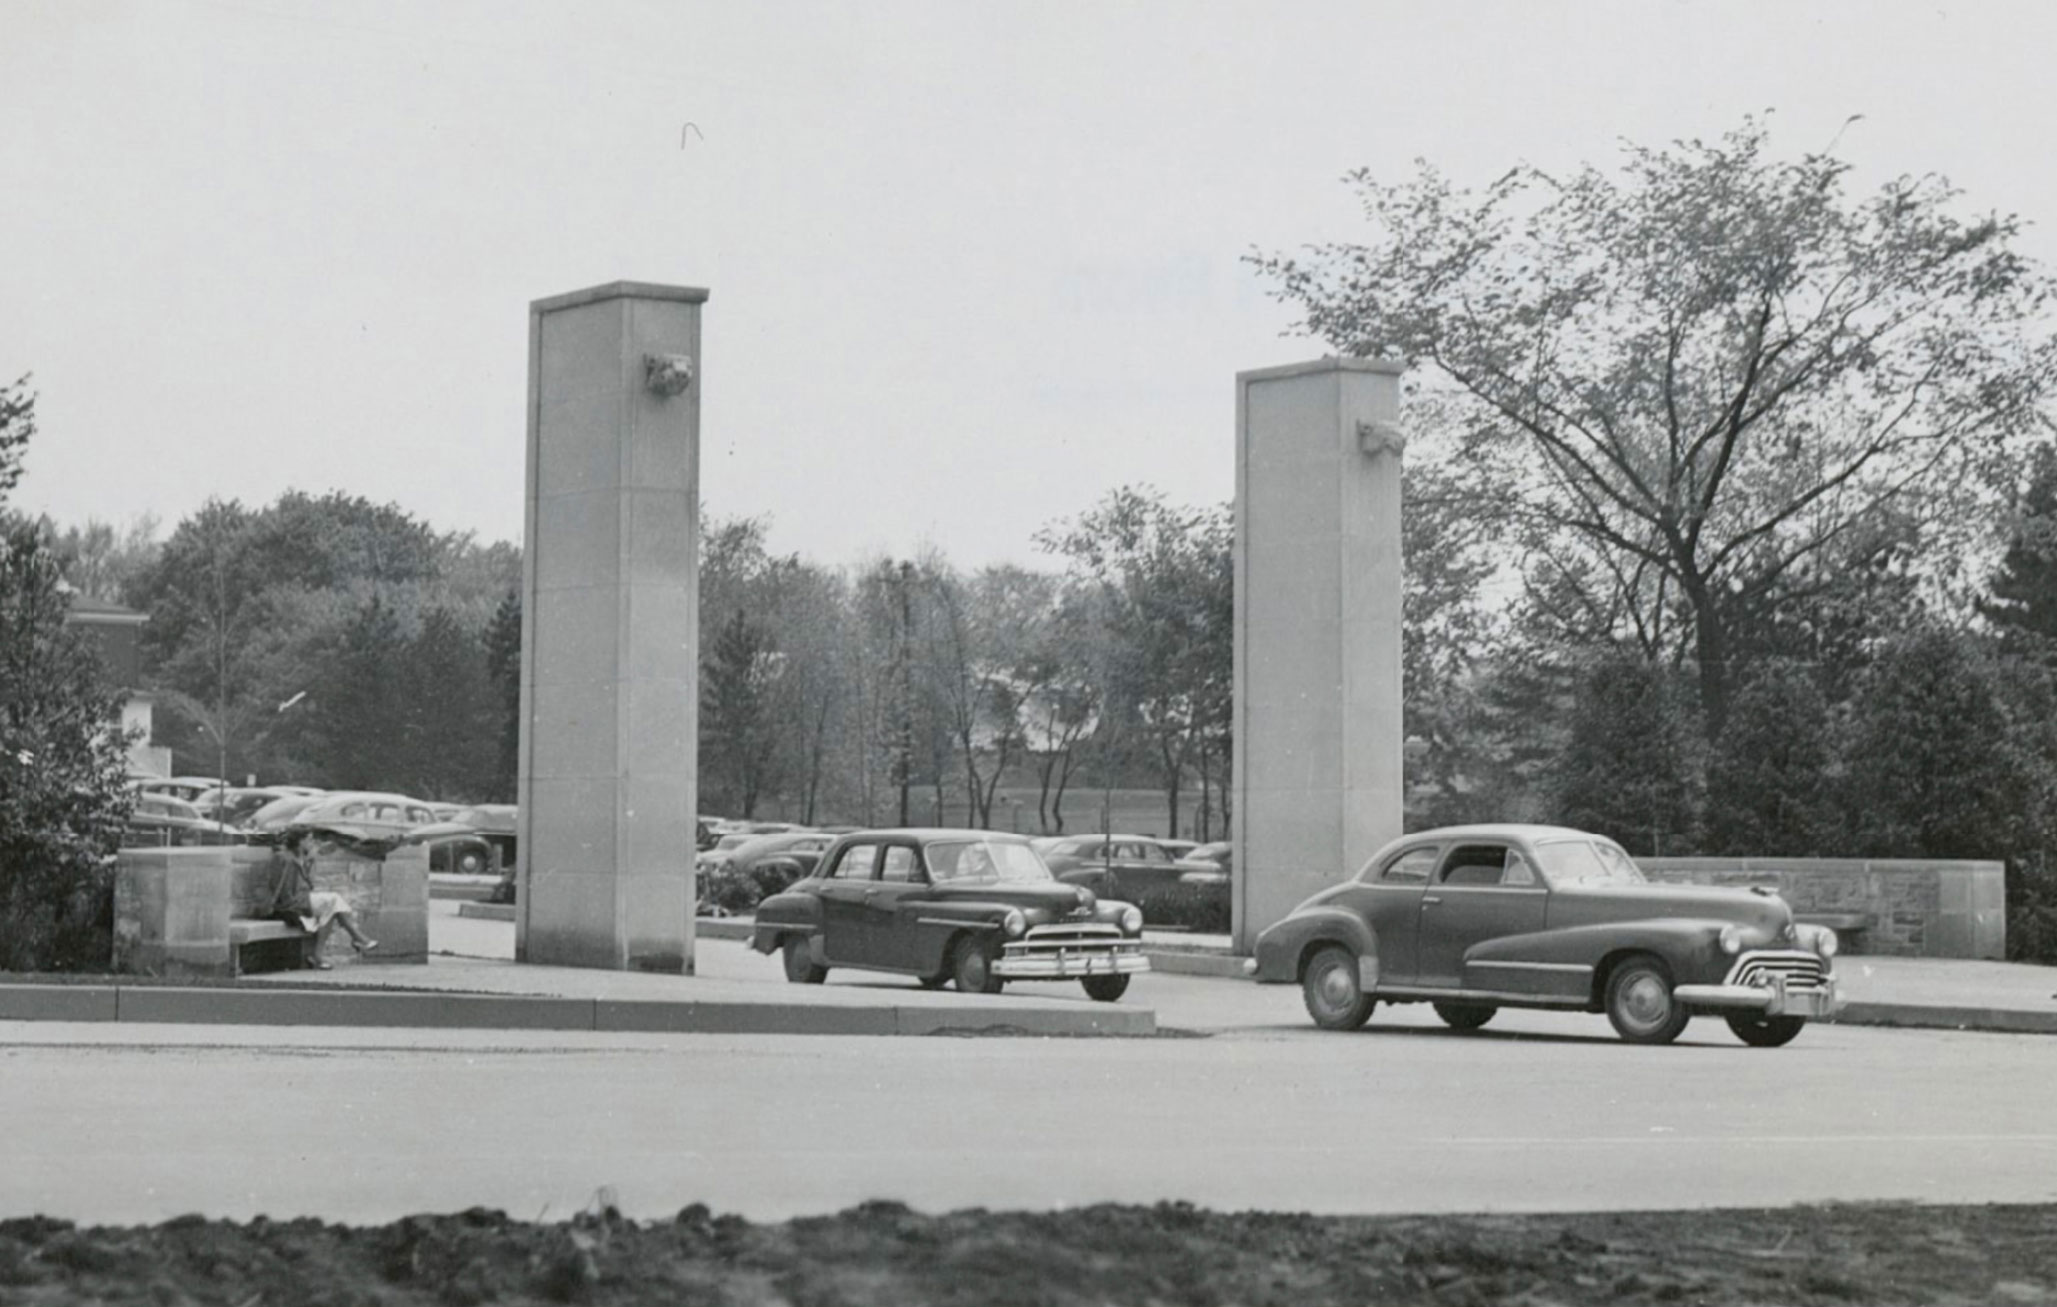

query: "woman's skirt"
(294, 891), (350, 933)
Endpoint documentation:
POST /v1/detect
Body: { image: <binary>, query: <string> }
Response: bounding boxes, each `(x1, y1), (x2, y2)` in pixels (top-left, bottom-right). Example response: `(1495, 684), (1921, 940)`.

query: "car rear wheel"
(781, 935), (827, 985)
(1081, 974), (1130, 1003)
(1726, 1014), (1806, 1047)
(456, 849), (486, 875)
(1301, 945), (1376, 1031)
(952, 935), (1005, 994)
(1604, 955), (1690, 1044)
(1433, 1002), (1496, 1031)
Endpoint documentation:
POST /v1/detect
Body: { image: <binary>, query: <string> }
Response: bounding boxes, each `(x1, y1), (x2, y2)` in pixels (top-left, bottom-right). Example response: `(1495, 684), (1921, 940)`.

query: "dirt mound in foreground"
(2, 1199), (2051, 1306)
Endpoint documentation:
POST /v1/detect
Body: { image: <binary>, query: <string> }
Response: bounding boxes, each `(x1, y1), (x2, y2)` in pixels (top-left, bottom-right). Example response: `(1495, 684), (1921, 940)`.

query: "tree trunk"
(1052, 751), (1075, 834)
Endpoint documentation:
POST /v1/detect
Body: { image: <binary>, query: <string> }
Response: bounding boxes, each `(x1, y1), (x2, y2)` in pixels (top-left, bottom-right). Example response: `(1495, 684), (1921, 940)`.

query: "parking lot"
(6, 904), (2057, 1227)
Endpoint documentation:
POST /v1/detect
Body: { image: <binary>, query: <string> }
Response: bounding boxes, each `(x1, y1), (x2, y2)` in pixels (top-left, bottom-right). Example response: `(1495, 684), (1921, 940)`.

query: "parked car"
(727, 830), (835, 881)
(1251, 824), (1841, 1046)
(1176, 841), (1232, 886)
(192, 786), (312, 828)
(133, 776), (229, 805)
(1033, 833), (1190, 901)
(696, 831), (837, 916)
(449, 803), (517, 875)
(752, 829), (1150, 1001)
(120, 793), (247, 847)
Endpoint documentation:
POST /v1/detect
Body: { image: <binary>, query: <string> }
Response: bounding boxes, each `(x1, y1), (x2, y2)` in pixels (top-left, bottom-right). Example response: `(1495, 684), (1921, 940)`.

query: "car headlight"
(1719, 925), (1744, 955)
(1800, 923), (1838, 958)
(1002, 909), (1027, 938)
(1119, 905), (1143, 935)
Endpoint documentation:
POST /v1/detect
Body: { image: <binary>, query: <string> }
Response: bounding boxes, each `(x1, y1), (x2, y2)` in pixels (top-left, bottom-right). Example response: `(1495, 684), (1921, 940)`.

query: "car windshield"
(1533, 838), (1645, 886)
(924, 839), (1053, 884)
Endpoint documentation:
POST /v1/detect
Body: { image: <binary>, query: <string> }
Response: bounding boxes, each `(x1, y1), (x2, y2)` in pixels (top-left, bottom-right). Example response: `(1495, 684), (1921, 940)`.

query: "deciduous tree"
(1257, 118), (2057, 734)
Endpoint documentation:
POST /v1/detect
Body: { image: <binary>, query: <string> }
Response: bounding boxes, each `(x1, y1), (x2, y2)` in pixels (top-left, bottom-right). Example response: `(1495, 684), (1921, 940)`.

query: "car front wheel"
(781, 935), (827, 985)
(952, 935), (1005, 994)
(1301, 945), (1376, 1031)
(1081, 974), (1130, 1003)
(1433, 1002), (1496, 1031)
(1604, 955), (1690, 1044)
(1726, 1014), (1806, 1047)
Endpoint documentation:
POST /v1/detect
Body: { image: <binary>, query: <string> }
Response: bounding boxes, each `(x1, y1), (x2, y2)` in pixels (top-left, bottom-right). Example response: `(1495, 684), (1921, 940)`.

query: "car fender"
(905, 900), (1015, 930)
(1469, 917), (1730, 987)
(749, 889), (823, 955)
(1252, 908), (1379, 987)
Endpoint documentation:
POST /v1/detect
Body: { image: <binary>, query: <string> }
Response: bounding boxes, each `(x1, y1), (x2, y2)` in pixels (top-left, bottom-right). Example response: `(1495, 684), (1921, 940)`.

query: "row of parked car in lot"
(121, 774), (515, 872)
(122, 781), (1843, 1044)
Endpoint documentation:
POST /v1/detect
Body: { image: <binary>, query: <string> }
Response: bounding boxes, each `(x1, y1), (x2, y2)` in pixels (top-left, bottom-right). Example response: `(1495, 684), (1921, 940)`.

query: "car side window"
(1379, 847), (1439, 883)
(340, 802), (368, 818)
(879, 847), (919, 883)
(831, 844), (879, 880)
(1503, 851), (1538, 887)
(1439, 845), (1517, 887)
(1137, 843), (1172, 864)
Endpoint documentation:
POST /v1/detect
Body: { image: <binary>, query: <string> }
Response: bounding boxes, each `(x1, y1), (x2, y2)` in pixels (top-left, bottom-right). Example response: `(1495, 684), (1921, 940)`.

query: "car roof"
(837, 827), (1034, 844)
(1399, 824), (1605, 843)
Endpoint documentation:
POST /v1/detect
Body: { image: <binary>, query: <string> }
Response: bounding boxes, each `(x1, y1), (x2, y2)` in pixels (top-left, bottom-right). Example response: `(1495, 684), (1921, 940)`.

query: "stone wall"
(114, 841), (429, 976)
(1641, 857), (2006, 959)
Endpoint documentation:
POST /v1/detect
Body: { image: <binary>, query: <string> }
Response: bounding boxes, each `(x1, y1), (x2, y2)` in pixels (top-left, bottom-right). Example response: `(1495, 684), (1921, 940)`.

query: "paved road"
(7, 944), (2057, 1224)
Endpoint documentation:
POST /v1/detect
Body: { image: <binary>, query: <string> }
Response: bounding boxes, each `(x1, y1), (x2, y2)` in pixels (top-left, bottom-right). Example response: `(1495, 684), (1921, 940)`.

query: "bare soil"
(2, 1200), (2053, 1306)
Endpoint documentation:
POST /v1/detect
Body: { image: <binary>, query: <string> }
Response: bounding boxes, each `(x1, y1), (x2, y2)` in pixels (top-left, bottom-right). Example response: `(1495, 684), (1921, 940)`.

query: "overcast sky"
(4, 0), (2054, 570)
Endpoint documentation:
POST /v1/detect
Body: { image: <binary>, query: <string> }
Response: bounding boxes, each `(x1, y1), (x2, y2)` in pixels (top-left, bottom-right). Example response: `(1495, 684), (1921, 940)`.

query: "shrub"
(695, 858), (805, 917)
(0, 517), (136, 971)
(1135, 881), (1230, 934)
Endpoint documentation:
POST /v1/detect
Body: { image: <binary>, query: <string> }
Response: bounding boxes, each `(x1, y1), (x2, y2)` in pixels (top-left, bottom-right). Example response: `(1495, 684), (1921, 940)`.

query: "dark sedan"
(1251, 823), (1841, 1046)
(1032, 833), (1190, 901)
(752, 829), (1149, 1000)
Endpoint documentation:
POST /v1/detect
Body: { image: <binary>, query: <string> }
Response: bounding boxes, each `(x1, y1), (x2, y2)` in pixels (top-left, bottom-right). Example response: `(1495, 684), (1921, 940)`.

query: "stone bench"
(226, 918), (312, 976)
(115, 843), (429, 978)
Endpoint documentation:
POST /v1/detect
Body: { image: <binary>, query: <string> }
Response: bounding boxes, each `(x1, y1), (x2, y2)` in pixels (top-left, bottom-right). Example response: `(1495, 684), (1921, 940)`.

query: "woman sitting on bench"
(262, 833), (378, 969)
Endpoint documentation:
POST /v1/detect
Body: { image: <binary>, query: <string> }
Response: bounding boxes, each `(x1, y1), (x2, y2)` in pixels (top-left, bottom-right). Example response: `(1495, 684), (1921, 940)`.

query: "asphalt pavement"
(7, 975), (2057, 1226)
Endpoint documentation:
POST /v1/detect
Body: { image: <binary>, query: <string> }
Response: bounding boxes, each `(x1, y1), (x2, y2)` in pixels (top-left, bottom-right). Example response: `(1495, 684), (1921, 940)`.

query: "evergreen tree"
(400, 607), (495, 801)
(1980, 445), (2057, 655)
(1552, 653), (1698, 857)
(1842, 629), (2019, 859)
(485, 589), (522, 802)
(1702, 661), (1835, 856)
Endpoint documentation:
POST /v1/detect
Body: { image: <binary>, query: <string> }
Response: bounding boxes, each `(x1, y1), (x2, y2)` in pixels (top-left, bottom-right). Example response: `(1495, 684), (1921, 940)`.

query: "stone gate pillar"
(516, 281), (704, 972)
(1232, 358), (1405, 953)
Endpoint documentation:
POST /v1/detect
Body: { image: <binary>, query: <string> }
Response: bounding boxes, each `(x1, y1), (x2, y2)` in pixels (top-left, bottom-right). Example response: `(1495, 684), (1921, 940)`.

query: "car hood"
(927, 881), (1096, 915)
(1551, 881), (1794, 936)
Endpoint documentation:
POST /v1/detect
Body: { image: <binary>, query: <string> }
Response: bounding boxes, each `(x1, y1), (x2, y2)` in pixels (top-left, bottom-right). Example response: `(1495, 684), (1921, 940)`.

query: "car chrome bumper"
(995, 941), (1150, 980)
(1675, 972), (1841, 1019)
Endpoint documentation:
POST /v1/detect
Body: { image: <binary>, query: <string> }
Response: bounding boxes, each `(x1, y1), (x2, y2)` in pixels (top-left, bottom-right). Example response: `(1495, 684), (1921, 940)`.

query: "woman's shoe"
(308, 958), (333, 971)
(353, 938), (379, 955)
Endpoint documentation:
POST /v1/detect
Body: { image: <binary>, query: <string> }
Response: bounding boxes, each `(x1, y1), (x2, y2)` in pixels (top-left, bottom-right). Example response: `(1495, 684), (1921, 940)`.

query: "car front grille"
(1727, 951), (1831, 991)
(1014, 922), (1126, 951)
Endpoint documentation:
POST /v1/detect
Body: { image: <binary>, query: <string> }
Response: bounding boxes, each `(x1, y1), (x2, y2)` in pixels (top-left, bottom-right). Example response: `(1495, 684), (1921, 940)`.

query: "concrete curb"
(1143, 948), (1251, 979)
(0, 983), (1155, 1038)
(452, 908), (762, 944)
(1830, 1001), (2057, 1036)
(1130, 948), (2057, 1036)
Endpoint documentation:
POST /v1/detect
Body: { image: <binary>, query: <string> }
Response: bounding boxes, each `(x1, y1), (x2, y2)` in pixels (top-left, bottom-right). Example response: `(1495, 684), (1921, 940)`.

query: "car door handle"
(1421, 895), (1442, 906)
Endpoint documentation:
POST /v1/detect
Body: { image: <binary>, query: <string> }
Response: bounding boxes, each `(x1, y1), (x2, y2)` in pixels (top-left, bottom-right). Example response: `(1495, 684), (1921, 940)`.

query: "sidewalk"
(0, 904), (1154, 1037)
(1142, 931), (2057, 1035)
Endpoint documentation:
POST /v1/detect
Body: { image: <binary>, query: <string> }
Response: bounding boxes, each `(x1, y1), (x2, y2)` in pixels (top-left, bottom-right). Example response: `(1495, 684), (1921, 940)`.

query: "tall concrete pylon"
(516, 281), (705, 972)
(1232, 358), (1406, 952)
